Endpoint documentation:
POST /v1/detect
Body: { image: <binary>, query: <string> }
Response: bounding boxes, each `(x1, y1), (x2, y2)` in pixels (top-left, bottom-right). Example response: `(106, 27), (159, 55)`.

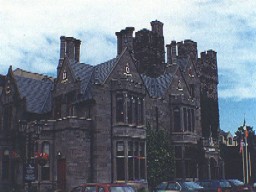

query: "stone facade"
(0, 20), (222, 192)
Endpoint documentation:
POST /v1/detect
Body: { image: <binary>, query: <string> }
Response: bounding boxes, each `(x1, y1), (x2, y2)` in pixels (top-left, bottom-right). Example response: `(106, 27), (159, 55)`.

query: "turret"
(151, 20), (163, 36)
(177, 39), (198, 64)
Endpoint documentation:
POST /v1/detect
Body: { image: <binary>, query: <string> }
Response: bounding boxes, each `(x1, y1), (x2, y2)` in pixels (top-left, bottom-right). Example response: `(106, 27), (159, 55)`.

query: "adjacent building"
(0, 20), (222, 192)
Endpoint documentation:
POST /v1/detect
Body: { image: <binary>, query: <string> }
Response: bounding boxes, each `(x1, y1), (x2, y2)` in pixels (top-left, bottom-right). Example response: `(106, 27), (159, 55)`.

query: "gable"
(112, 52), (141, 82)
(168, 66), (192, 99)
(56, 58), (76, 85)
(1, 67), (21, 104)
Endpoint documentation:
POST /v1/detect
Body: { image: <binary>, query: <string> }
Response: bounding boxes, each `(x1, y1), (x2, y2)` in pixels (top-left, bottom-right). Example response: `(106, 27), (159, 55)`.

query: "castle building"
(0, 20), (222, 192)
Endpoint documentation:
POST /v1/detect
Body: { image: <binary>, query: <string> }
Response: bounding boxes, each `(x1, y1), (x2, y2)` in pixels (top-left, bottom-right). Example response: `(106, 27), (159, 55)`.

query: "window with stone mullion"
(116, 141), (125, 180)
(116, 94), (124, 123)
(127, 96), (132, 124)
(173, 107), (181, 132)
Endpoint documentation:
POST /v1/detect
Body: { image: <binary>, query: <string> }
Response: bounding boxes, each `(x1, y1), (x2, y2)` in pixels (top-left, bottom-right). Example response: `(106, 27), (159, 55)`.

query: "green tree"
(146, 128), (175, 189)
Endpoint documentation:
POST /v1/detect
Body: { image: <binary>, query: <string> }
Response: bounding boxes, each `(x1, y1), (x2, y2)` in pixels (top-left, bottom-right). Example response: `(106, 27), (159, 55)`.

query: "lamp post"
(18, 120), (43, 192)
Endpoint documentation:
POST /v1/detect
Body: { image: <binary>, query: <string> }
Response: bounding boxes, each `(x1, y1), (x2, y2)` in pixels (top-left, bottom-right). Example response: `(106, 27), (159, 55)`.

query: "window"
(181, 108), (195, 133)
(183, 108), (187, 131)
(185, 160), (196, 178)
(115, 140), (146, 181)
(137, 98), (144, 125)
(139, 142), (146, 179)
(127, 96), (132, 124)
(228, 137), (233, 145)
(41, 142), (50, 180)
(173, 107), (181, 132)
(55, 96), (62, 119)
(116, 94), (124, 123)
(62, 70), (67, 80)
(128, 141), (133, 180)
(176, 160), (182, 178)
(188, 109), (192, 131)
(191, 109), (195, 132)
(116, 141), (125, 180)
(115, 93), (144, 125)
(2, 150), (9, 180)
(3, 106), (12, 131)
(175, 146), (182, 158)
(189, 84), (195, 98)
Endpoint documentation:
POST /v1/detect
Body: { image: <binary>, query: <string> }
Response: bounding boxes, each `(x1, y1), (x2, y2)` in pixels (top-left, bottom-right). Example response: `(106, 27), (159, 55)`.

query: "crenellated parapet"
(199, 50), (218, 84)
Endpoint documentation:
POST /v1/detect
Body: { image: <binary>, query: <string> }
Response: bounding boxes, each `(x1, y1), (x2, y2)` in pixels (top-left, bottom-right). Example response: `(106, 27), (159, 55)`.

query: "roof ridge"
(13, 68), (54, 80)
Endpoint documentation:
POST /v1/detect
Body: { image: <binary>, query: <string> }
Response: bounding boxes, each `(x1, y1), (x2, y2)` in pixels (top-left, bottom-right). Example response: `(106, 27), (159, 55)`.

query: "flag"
(240, 139), (244, 154)
(245, 129), (249, 138)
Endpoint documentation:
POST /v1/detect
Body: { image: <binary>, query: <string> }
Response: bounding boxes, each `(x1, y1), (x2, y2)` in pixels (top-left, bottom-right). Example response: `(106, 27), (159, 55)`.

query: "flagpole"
(242, 144), (245, 183)
(245, 136), (248, 183)
(249, 152), (251, 177)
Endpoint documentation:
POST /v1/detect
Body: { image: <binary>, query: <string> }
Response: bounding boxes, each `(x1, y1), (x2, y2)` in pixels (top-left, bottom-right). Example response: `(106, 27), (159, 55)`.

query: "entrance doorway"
(57, 159), (66, 191)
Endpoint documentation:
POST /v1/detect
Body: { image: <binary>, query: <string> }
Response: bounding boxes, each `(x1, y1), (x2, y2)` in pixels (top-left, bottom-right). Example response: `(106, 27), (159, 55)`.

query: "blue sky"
(1, 0), (256, 134)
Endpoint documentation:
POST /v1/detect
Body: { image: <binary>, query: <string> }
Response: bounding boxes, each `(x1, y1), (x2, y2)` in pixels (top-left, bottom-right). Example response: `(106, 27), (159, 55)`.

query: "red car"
(227, 179), (251, 192)
(70, 183), (136, 192)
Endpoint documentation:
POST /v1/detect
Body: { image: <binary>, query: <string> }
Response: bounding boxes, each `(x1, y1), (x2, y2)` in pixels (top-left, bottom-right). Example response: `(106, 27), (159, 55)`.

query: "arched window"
(41, 142), (50, 181)
(173, 107), (181, 132)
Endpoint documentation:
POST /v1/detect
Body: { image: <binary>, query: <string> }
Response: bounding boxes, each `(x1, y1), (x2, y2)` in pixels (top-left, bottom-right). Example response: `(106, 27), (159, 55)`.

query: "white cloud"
(0, 0), (256, 100)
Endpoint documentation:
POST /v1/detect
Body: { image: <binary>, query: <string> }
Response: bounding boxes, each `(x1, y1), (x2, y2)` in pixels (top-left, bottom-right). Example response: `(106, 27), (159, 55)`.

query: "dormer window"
(61, 70), (68, 83)
(62, 70), (67, 80)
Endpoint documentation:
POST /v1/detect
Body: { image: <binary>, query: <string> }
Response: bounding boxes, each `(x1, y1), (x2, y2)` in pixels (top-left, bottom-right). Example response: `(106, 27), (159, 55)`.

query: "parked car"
(70, 183), (136, 192)
(154, 181), (205, 192)
(196, 180), (232, 192)
(227, 179), (251, 192)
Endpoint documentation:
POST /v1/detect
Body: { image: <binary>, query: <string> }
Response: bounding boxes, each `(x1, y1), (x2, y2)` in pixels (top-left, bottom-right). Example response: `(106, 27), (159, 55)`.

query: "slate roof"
(14, 75), (53, 114)
(141, 73), (173, 98)
(69, 62), (94, 94)
(177, 57), (190, 72)
(93, 57), (119, 84)
(67, 57), (118, 100)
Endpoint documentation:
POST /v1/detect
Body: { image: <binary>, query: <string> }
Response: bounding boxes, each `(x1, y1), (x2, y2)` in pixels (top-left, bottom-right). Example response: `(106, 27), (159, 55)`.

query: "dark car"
(70, 183), (136, 192)
(154, 181), (205, 192)
(196, 180), (232, 192)
(227, 179), (251, 192)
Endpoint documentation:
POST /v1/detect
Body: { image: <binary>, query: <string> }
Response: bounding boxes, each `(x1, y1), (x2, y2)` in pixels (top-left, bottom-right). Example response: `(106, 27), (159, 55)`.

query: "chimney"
(66, 37), (75, 60)
(151, 20), (163, 36)
(74, 39), (81, 62)
(59, 36), (66, 60)
(166, 41), (177, 64)
(116, 27), (135, 55)
(58, 36), (66, 74)
(116, 32), (122, 55)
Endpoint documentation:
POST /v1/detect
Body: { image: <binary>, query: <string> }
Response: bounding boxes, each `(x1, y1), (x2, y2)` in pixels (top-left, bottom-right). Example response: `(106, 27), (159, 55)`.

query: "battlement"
(166, 39), (198, 65)
(176, 39), (197, 58)
(200, 50), (217, 68)
(150, 20), (164, 36)
(200, 50), (217, 60)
